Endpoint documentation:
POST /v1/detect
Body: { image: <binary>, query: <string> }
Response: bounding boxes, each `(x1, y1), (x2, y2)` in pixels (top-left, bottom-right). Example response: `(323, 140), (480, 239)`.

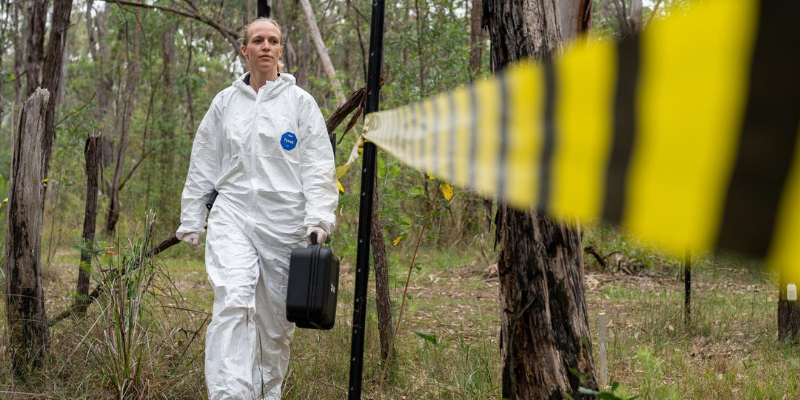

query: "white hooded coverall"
(177, 72), (338, 399)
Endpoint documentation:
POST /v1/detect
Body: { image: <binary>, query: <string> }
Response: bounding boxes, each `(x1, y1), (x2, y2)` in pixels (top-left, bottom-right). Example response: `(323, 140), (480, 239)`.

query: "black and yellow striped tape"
(353, 0), (800, 279)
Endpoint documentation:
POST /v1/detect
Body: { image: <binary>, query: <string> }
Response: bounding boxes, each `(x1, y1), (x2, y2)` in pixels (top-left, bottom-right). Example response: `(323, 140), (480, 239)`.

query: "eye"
(270, 39), (279, 45)
(253, 39), (262, 44)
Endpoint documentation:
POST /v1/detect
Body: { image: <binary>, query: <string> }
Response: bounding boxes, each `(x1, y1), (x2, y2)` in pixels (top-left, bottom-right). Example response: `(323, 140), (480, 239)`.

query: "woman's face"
(242, 21), (282, 74)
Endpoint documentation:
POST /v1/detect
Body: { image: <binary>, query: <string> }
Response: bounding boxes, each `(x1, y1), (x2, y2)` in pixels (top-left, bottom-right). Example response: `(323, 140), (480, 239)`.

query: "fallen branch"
(583, 246), (607, 269)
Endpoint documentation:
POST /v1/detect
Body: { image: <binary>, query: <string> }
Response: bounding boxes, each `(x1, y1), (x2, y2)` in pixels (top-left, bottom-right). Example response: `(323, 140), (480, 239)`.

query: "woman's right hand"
(181, 233), (203, 250)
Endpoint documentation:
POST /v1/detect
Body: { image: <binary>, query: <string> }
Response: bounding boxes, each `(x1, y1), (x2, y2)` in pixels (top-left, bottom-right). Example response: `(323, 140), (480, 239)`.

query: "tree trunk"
(25, 0), (48, 97)
(159, 23), (177, 213)
(469, 0), (491, 238)
(371, 173), (394, 364)
(468, 0), (484, 80)
(5, 88), (51, 376)
(629, 0), (642, 33)
(483, 0), (598, 397)
(41, 0), (74, 193)
(105, 13), (141, 235)
(778, 268), (800, 342)
(87, 2), (115, 168)
(299, 0), (346, 106)
(414, 0), (425, 95)
(0, 0), (7, 128)
(13, 0), (23, 106)
(75, 135), (101, 315)
(558, 0), (592, 43)
(184, 22), (197, 136)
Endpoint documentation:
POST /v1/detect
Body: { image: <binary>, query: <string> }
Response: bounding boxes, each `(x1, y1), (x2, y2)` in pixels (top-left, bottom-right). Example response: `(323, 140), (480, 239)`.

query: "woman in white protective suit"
(176, 17), (338, 399)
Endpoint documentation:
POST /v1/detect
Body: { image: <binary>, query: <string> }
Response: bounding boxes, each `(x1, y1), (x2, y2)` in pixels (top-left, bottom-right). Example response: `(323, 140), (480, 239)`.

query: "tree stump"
(779, 268), (799, 342)
(4, 88), (51, 376)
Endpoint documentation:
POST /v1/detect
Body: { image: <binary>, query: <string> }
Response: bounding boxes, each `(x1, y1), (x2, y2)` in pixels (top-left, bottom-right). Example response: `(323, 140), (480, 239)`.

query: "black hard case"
(286, 235), (340, 330)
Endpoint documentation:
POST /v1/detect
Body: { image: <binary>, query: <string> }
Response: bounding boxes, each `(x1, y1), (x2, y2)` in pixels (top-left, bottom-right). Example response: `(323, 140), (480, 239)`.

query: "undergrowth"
(0, 222), (798, 399)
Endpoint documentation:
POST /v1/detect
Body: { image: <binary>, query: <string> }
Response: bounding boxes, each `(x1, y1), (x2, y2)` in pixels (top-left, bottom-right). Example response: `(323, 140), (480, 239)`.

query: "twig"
(3, 70), (26, 84)
(55, 93), (96, 128)
(345, 0), (370, 23)
(118, 147), (155, 191)
(101, 0), (240, 53)
(176, 314), (210, 364)
(338, 102), (364, 145)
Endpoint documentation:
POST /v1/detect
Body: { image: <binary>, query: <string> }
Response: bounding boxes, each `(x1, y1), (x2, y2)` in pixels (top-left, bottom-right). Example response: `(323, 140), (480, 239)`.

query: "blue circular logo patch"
(280, 132), (297, 151)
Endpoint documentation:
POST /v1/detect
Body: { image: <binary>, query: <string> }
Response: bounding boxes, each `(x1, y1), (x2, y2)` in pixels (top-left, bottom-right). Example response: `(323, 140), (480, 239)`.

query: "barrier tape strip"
(344, 0), (800, 280)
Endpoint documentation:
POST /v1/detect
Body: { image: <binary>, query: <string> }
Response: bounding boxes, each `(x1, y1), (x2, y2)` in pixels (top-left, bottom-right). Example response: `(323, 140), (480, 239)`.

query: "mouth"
(259, 55), (272, 59)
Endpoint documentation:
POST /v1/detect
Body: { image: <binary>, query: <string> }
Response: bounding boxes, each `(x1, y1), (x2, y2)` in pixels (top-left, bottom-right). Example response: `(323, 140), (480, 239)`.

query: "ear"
(241, 45), (248, 58)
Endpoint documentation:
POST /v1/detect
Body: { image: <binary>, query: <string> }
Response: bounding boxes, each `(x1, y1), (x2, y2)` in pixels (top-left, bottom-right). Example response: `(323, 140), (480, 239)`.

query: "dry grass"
(1, 240), (798, 399)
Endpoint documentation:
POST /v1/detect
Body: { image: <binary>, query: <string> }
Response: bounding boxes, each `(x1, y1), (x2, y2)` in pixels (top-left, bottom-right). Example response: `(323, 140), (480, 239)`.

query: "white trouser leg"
(205, 222), (260, 400)
(252, 250), (296, 400)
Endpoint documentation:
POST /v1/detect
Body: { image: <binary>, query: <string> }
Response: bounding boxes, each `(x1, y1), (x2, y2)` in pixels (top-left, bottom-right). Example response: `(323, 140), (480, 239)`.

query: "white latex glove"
(306, 226), (328, 245)
(181, 232), (203, 250)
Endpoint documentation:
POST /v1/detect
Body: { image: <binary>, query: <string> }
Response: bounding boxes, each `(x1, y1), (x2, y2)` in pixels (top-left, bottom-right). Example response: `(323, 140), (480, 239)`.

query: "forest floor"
(0, 245), (798, 399)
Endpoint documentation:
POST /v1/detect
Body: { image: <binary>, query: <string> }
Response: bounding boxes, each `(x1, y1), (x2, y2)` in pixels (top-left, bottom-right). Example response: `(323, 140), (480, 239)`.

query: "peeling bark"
(5, 89), (51, 376)
(371, 174), (394, 364)
(558, 0), (592, 43)
(483, 0), (598, 397)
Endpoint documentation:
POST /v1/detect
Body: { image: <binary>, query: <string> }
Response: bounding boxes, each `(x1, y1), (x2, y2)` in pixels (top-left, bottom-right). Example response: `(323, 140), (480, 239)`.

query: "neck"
(248, 68), (279, 93)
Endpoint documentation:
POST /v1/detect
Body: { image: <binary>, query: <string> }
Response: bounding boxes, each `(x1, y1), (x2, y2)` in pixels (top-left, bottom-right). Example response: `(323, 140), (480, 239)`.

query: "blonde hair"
(239, 17), (285, 74)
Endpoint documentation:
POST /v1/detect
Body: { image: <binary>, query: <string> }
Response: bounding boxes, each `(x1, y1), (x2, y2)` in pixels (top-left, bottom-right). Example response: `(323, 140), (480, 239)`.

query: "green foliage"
(75, 214), (206, 398)
(88, 221), (159, 398)
(576, 382), (639, 400)
(591, 0), (689, 40)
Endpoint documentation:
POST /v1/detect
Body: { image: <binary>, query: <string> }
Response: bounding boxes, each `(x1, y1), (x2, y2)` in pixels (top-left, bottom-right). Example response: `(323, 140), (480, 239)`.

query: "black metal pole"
(257, 0), (270, 18)
(348, 0), (385, 396)
(684, 248), (691, 323)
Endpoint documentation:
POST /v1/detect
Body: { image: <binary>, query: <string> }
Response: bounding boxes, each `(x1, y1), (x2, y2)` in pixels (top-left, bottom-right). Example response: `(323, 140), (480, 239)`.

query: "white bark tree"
(299, 0), (346, 106)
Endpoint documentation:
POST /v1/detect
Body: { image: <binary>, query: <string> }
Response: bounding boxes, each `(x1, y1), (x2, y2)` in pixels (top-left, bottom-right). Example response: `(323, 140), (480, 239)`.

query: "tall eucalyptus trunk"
(482, 0), (598, 397)
(41, 0), (74, 192)
(105, 12), (141, 235)
(25, 0), (48, 97)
